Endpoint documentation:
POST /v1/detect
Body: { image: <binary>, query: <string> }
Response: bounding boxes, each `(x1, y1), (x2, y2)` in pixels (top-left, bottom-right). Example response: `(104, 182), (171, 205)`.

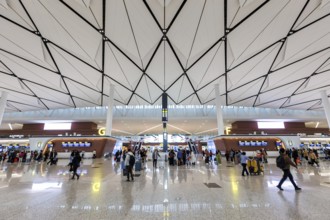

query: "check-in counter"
(57, 152), (93, 159)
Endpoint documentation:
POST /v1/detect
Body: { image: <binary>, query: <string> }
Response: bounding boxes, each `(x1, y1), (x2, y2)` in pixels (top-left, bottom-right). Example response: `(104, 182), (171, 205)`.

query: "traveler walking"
(276, 148), (301, 191)
(125, 149), (135, 181)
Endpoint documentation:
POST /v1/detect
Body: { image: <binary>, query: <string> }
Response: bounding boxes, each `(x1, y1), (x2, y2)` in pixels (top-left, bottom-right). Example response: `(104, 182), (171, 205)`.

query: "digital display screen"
(62, 142), (91, 147)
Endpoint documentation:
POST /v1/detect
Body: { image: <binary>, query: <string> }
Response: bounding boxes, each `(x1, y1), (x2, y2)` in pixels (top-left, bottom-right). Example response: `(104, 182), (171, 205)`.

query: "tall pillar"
(320, 90), (330, 129)
(214, 84), (224, 135)
(162, 93), (168, 152)
(105, 85), (115, 136)
(0, 91), (8, 126)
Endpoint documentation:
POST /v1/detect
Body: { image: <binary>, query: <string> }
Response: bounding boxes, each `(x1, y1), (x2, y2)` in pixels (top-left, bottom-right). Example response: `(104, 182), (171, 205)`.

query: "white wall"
(29, 137), (52, 151)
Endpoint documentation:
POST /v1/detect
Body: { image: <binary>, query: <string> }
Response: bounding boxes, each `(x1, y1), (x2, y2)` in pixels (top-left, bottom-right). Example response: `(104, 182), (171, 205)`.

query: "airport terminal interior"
(1, 157), (330, 220)
(2, 0), (330, 219)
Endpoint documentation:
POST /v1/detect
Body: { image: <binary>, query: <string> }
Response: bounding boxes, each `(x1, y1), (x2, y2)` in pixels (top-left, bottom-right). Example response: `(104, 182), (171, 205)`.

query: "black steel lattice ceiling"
(1, 0), (330, 113)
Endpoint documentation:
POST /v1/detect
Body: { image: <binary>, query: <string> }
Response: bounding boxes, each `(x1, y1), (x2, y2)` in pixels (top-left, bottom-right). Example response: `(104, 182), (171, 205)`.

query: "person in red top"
(277, 148), (301, 191)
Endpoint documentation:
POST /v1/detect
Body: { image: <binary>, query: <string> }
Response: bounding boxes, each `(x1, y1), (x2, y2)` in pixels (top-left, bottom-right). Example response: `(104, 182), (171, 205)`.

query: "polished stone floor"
(0, 156), (330, 220)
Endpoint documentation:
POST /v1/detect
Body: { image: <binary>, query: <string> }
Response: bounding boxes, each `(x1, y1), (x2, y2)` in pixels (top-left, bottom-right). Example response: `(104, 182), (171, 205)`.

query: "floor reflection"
(0, 158), (330, 219)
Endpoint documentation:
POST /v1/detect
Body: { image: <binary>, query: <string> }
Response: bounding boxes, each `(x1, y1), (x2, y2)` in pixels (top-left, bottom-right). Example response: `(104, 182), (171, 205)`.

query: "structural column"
(105, 85), (115, 136)
(214, 84), (224, 135)
(0, 91), (8, 126)
(162, 93), (168, 152)
(320, 90), (330, 129)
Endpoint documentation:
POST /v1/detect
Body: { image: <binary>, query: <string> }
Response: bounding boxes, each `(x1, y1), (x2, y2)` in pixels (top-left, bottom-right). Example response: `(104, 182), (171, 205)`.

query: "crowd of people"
(0, 149), (58, 165)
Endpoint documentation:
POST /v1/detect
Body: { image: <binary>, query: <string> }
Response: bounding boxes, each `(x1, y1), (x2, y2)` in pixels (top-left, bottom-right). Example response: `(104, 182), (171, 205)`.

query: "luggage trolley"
(247, 157), (264, 175)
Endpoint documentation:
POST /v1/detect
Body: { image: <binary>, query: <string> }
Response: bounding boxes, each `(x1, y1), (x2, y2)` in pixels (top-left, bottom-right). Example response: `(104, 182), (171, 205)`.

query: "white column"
(0, 91), (8, 126)
(214, 84), (224, 135)
(105, 85), (115, 136)
(320, 90), (330, 129)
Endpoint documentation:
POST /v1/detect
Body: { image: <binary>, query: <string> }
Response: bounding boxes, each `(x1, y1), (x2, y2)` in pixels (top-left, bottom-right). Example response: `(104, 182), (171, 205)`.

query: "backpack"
(129, 155), (135, 166)
(276, 155), (286, 169)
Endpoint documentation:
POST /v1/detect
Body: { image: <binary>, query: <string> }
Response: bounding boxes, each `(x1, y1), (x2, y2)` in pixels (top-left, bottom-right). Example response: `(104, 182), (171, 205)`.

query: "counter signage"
(239, 141), (268, 147)
(9, 135), (24, 138)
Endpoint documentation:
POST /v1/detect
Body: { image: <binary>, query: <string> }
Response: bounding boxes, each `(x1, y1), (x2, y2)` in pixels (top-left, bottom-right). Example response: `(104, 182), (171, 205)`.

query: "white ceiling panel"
(62, 0), (102, 29)
(0, 74), (33, 95)
(105, 0), (141, 67)
(124, 0), (162, 68)
(294, 0), (330, 30)
(296, 72), (330, 94)
(228, 0), (299, 64)
(24, 81), (72, 106)
(6, 90), (41, 106)
(167, 0), (206, 64)
(147, 42), (183, 90)
(73, 97), (98, 108)
(0, 51), (66, 92)
(40, 99), (73, 110)
(227, 0), (267, 28)
(0, 62), (11, 74)
(231, 96), (256, 107)
(24, 0), (101, 68)
(187, 41), (224, 89)
(135, 76), (163, 104)
(129, 94), (152, 106)
(257, 98), (288, 108)
(7, 102), (44, 112)
(285, 100), (321, 110)
(49, 45), (102, 90)
(259, 79), (305, 104)
(228, 78), (264, 104)
(65, 78), (101, 106)
(106, 43), (142, 90)
(317, 58), (330, 72)
(0, 0), (35, 31)
(197, 85), (216, 104)
(228, 44), (280, 90)
(1, 1), (330, 112)
(103, 77), (131, 105)
(0, 19), (44, 64)
(265, 50), (330, 91)
(283, 92), (321, 108)
(146, 0), (185, 29)
(185, 0), (224, 68)
(278, 17), (330, 68)
(175, 75), (195, 103)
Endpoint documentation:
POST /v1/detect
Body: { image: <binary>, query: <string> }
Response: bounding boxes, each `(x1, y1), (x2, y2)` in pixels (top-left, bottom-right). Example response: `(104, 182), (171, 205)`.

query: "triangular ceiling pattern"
(227, 0), (267, 29)
(187, 41), (225, 89)
(228, 44), (280, 90)
(167, 0), (206, 65)
(0, 0), (35, 31)
(24, 0), (101, 68)
(265, 50), (330, 92)
(1, 1), (330, 112)
(105, 0), (141, 67)
(146, 0), (185, 29)
(294, 0), (330, 30)
(124, 0), (162, 69)
(185, 0), (224, 68)
(296, 72), (330, 94)
(105, 43), (142, 91)
(61, 0), (103, 29)
(259, 79), (306, 104)
(49, 45), (102, 90)
(64, 78), (101, 105)
(135, 75), (163, 104)
(228, 78), (264, 104)
(147, 41), (183, 90)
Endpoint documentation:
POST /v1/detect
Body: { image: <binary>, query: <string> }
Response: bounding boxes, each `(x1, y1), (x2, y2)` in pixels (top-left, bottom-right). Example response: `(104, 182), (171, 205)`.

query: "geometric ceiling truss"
(1, 0), (330, 112)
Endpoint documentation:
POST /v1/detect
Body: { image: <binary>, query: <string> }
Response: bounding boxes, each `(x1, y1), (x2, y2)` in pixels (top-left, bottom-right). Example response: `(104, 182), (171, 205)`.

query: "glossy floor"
(0, 157), (330, 220)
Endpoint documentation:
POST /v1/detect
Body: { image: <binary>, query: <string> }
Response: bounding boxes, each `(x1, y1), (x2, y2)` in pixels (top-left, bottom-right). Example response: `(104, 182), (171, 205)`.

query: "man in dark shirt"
(277, 148), (301, 191)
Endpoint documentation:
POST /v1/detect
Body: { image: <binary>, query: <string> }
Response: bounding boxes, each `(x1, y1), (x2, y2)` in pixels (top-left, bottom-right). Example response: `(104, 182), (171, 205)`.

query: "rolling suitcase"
(123, 168), (128, 176)
(135, 161), (142, 171)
